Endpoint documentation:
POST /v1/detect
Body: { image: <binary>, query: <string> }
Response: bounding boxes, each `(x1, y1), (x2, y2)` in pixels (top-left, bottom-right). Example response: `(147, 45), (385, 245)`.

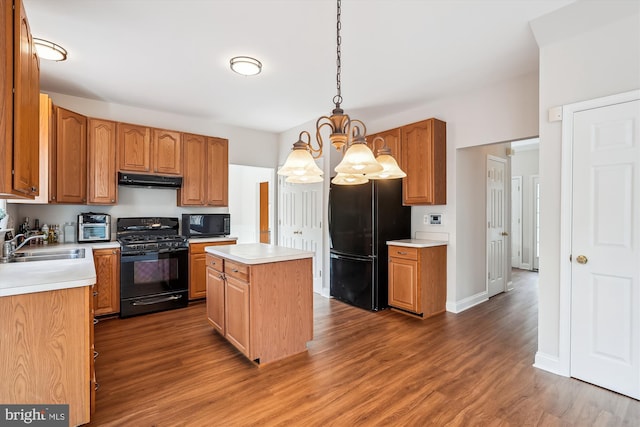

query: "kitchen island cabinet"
(205, 243), (313, 365)
(387, 239), (447, 318)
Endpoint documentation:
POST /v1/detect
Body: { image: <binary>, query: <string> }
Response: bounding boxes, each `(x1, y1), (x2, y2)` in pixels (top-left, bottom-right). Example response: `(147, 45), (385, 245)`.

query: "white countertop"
(188, 236), (238, 244)
(387, 239), (448, 248)
(0, 243), (98, 297)
(205, 243), (313, 265)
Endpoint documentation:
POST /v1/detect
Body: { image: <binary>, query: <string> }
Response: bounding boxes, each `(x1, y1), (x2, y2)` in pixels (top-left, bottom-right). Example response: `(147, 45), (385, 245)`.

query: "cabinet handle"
(110, 199), (115, 203)
(210, 261), (216, 266)
(397, 251), (408, 255)
(30, 186), (37, 193)
(231, 268), (239, 273)
(93, 318), (99, 325)
(94, 350), (99, 360)
(112, 250), (117, 254)
(94, 382), (100, 391)
(93, 291), (98, 297)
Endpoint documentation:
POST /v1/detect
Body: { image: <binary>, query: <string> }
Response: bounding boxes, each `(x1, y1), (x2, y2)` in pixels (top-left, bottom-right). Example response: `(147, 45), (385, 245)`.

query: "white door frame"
(511, 176), (523, 269)
(558, 89), (640, 376)
(531, 175), (540, 271)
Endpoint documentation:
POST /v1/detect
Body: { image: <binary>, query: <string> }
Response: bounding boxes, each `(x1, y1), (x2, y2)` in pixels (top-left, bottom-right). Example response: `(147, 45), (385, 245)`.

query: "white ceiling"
(23, 0), (575, 134)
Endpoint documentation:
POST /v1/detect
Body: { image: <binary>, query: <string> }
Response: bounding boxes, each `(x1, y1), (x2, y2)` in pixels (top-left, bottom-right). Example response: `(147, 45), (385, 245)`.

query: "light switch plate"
(428, 213), (442, 225)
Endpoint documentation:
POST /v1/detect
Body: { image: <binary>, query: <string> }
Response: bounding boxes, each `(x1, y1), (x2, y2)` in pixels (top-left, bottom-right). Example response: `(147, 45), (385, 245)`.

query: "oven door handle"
(131, 294), (183, 306)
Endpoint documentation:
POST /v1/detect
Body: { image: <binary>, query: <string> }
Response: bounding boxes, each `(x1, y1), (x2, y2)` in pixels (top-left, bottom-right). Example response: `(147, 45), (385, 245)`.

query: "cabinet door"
(152, 128), (181, 175)
(206, 266), (225, 335)
(190, 252), (207, 300)
(93, 248), (120, 316)
(87, 119), (117, 204)
(225, 275), (250, 356)
(118, 123), (151, 173)
(401, 119), (446, 205)
(56, 107), (87, 203)
(12, 0), (39, 197)
(206, 137), (228, 206)
(178, 133), (206, 206)
(388, 257), (420, 314)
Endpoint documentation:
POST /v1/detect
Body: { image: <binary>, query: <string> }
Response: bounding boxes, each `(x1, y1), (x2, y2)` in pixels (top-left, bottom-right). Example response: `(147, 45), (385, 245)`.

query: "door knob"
(576, 255), (588, 264)
(501, 232), (509, 236)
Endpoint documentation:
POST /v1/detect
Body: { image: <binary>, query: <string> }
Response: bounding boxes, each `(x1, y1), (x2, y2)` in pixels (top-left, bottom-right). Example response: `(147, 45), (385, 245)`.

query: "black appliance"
(118, 172), (183, 189)
(117, 217), (189, 318)
(181, 213), (230, 238)
(329, 179), (411, 311)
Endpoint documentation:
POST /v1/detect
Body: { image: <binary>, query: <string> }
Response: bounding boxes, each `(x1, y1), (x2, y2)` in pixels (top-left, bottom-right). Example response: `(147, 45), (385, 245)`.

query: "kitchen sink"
(8, 248), (86, 263)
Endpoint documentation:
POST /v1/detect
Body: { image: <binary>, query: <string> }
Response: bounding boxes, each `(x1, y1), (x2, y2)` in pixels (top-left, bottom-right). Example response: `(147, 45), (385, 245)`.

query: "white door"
(278, 175), (324, 294)
(487, 156), (507, 298)
(570, 99), (640, 399)
(511, 176), (523, 269)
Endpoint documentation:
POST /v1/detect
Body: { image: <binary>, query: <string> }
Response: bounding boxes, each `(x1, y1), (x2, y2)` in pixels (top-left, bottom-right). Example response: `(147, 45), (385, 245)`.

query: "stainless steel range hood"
(118, 172), (183, 189)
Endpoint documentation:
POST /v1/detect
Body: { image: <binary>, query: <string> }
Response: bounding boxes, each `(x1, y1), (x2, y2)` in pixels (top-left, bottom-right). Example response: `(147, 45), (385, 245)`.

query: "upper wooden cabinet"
(118, 124), (182, 176)
(0, 0), (40, 198)
(152, 128), (182, 175)
(117, 123), (151, 173)
(56, 106), (87, 204)
(367, 127), (402, 165)
(401, 118), (446, 205)
(87, 118), (117, 204)
(178, 134), (228, 206)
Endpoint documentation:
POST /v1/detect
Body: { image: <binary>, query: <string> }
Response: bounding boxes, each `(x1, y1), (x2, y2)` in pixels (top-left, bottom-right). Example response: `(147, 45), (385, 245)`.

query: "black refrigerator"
(329, 178), (411, 311)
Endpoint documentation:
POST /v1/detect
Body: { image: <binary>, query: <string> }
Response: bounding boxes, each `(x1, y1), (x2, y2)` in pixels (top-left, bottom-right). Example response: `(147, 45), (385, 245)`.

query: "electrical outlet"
(423, 215), (429, 225)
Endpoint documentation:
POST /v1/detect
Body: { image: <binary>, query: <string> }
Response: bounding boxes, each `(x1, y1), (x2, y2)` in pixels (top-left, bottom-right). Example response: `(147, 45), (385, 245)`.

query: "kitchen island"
(205, 243), (313, 365)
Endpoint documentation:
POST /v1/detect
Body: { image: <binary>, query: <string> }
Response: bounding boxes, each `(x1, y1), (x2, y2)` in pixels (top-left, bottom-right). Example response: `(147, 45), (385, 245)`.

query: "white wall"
(530, 1), (640, 373)
(228, 165), (275, 243)
(511, 147), (539, 269)
(279, 72), (539, 305)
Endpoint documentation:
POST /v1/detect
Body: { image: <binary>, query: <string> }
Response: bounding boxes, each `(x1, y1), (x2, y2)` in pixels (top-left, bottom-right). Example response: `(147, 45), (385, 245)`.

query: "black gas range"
(117, 217), (189, 318)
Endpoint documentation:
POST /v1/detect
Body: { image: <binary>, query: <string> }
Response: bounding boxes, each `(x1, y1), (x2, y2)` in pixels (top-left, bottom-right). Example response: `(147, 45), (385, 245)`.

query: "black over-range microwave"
(181, 214), (230, 238)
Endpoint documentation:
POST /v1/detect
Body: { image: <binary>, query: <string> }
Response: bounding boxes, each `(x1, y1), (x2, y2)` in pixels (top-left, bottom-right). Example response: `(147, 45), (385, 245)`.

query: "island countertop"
(205, 243), (313, 265)
(386, 239), (449, 248)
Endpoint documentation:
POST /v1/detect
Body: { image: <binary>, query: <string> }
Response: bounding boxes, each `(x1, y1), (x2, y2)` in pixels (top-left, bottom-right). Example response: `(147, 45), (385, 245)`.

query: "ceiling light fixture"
(278, 0), (405, 185)
(230, 56), (262, 76)
(33, 38), (68, 61)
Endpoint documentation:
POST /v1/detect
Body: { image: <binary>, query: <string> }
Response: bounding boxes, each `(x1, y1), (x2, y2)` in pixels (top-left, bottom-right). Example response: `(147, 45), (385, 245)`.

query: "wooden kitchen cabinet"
(118, 123), (182, 176)
(388, 244), (447, 318)
(87, 118), (118, 204)
(178, 134), (228, 206)
(225, 275), (251, 356)
(93, 247), (120, 316)
(0, 0), (40, 199)
(190, 240), (236, 300)
(401, 118), (446, 205)
(152, 128), (182, 175)
(206, 254), (225, 334)
(0, 286), (93, 426)
(56, 106), (88, 203)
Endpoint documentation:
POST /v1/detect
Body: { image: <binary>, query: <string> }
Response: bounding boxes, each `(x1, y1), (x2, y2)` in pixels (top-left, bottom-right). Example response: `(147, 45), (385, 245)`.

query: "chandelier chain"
(334, 0), (342, 107)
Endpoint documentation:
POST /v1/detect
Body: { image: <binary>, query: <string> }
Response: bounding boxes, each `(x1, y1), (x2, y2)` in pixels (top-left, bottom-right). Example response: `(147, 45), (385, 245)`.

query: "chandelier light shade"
(366, 137), (407, 180)
(33, 38), (67, 61)
(331, 173), (369, 185)
(278, 131), (323, 181)
(230, 56), (262, 76)
(334, 138), (383, 175)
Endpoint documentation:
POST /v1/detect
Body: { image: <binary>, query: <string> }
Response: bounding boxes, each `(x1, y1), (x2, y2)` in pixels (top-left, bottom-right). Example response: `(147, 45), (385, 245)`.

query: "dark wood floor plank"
(88, 269), (639, 426)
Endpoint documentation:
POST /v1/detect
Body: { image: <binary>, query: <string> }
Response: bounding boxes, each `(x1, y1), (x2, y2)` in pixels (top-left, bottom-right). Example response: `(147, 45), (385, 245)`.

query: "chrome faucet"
(1, 234), (45, 262)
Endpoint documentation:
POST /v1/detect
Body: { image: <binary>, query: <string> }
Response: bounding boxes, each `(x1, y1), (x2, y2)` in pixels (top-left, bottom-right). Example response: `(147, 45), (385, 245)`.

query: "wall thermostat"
(429, 213), (442, 225)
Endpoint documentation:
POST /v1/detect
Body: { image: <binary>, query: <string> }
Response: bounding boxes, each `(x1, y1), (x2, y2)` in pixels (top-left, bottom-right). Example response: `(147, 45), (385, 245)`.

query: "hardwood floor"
(89, 269), (639, 426)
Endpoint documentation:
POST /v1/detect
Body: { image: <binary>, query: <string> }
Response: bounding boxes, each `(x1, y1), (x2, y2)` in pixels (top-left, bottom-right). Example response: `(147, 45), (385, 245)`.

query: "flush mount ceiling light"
(229, 56), (262, 76)
(277, 0), (405, 185)
(33, 38), (68, 61)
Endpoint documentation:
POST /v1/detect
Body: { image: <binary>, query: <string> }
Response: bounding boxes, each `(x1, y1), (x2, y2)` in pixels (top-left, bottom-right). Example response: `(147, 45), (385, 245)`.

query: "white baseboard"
(533, 352), (569, 376)
(506, 280), (514, 291)
(446, 291), (488, 313)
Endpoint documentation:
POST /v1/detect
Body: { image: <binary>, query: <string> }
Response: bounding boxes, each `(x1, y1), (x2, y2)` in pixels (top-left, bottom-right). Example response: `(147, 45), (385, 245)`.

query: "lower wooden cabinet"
(93, 247), (120, 316)
(0, 286), (93, 426)
(189, 240), (236, 300)
(224, 275), (251, 356)
(206, 255), (225, 334)
(388, 244), (447, 318)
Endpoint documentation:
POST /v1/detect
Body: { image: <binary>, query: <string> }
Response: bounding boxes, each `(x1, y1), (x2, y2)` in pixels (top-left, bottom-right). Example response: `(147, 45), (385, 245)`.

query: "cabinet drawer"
(225, 260), (250, 282)
(388, 245), (418, 260)
(206, 254), (224, 273)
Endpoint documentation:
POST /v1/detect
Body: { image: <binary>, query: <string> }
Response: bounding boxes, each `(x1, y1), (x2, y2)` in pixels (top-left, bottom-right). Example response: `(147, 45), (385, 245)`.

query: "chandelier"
(278, 0), (406, 185)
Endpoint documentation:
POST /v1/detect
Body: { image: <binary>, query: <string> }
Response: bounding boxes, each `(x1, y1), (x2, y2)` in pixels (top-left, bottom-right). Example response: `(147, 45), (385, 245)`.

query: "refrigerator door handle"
(328, 187), (333, 247)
